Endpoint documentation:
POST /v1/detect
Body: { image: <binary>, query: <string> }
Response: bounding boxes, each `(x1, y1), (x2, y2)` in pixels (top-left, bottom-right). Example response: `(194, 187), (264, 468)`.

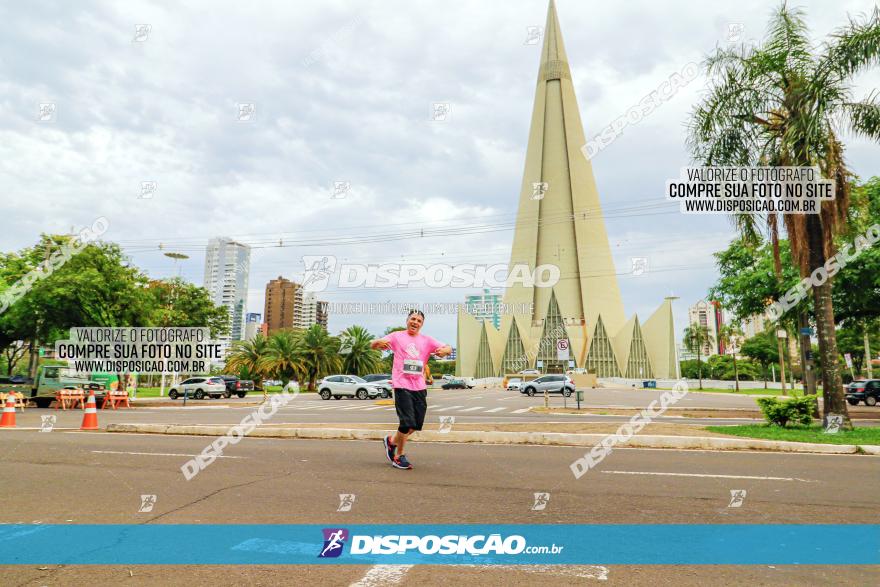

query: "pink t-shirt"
(383, 330), (444, 391)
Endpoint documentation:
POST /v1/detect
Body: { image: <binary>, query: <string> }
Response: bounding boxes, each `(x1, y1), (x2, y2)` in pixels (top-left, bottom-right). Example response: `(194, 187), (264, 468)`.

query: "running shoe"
(383, 435), (396, 463)
(392, 454), (412, 469)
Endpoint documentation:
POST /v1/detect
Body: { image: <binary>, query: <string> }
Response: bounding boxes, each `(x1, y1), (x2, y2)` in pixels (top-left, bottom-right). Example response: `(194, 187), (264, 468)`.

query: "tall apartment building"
(290, 290), (329, 329)
(264, 277), (299, 334)
(294, 289), (318, 329)
(687, 300), (724, 357)
(464, 288), (503, 329)
(245, 312), (262, 341)
(316, 300), (329, 329)
(203, 237), (250, 347)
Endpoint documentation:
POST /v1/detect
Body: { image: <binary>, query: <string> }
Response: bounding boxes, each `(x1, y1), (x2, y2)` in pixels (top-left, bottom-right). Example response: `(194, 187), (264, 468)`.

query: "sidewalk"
(106, 422), (880, 456)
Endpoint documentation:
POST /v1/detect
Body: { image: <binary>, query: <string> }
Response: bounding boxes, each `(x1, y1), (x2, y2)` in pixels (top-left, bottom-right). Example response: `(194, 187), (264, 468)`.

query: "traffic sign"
(556, 339), (570, 360)
(800, 327), (814, 336)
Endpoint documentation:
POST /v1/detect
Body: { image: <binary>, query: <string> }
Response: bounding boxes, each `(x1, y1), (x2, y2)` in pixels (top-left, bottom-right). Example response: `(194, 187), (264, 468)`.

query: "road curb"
(105, 423), (876, 455)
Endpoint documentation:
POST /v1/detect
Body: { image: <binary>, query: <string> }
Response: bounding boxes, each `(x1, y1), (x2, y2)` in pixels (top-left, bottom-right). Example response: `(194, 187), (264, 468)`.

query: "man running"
(371, 310), (451, 469)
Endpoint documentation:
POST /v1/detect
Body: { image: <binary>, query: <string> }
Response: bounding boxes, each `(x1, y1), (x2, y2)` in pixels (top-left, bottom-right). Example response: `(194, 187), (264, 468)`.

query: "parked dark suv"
(220, 375), (255, 398)
(846, 380), (879, 406)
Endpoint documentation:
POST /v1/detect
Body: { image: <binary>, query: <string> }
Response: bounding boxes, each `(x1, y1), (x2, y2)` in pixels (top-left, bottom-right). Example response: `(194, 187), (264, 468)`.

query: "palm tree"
(299, 324), (341, 391)
(224, 334), (269, 388)
(683, 324), (714, 390)
(258, 330), (306, 389)
(718, 324), (744, 392)
(339, 325), (382, 375)
(688, 3), (880, 427)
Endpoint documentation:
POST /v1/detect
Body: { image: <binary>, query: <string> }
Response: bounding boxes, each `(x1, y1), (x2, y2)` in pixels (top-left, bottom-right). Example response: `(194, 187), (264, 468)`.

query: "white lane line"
(91, 450), (245, 459)
(512, 408), (532, 414)
(601, 470), (816, 482)
(459, 406), (485, 412)
(350, 564), (413, 587)
(484, 407), (506, 413)
(433, 405), (464, 412)
(459, 564), (608, 581)
(362, 406), (387, 411)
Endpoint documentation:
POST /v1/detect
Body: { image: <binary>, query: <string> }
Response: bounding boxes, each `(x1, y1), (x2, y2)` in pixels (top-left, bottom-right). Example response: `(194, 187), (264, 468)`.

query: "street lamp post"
(160, 252), (190, 397)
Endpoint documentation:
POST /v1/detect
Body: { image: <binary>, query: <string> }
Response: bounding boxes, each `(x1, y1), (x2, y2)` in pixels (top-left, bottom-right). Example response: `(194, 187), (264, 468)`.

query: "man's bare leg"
(394, 430), (413, 456)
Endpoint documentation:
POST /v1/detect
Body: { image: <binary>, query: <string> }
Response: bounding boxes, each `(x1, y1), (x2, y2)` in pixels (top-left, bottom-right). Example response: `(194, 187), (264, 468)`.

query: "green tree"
(146, 278), (230, 338)
(689, 4), (880, 427)
(1, 237), (154, 387)
(741, 331), (781, 388)
(299, 324), (341, 391)
(683, 324), (714, 390)
(225, 333), (270, 387)
(339, 325), (381, 376)
(718, 324), (744, 391)
(834, 177), (880, 378)
(258, 330), (305, 388)
(836, 325), (880, 378)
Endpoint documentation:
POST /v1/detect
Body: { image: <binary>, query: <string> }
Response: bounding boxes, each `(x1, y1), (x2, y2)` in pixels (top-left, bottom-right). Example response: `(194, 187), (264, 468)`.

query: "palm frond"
(818, 6), (880, 83)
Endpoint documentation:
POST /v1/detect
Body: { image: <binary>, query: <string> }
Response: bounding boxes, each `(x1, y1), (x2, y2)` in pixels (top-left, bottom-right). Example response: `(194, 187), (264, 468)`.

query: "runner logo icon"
(318, 528), (349, 558)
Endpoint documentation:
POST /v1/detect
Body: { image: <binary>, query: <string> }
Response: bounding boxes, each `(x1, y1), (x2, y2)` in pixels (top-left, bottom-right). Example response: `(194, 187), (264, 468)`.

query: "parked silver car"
(520, 375), (575, 397)
(168, 376), (227, 400)
(318, 375), (385, 400)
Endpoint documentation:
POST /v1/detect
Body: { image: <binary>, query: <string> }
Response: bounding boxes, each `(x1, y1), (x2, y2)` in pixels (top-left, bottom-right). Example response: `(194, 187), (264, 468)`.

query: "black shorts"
(394, 388), (427, 433)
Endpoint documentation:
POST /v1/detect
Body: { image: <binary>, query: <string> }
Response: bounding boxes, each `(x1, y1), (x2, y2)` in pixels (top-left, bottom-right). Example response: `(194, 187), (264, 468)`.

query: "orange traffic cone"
(0, 393), (16, 427)
(80, 392), (99, 430)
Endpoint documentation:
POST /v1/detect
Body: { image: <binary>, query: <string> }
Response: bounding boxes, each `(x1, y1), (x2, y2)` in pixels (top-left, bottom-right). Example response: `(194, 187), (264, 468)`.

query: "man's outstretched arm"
(433, 345), (452, 357)
(371, 338), (391, 350)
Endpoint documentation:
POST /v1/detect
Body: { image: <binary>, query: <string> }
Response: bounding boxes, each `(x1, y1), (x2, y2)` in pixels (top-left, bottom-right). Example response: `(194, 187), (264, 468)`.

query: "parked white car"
(506, 377), (523, 391)
(168, 376), (227, 400)
(318, 375), (385, 400)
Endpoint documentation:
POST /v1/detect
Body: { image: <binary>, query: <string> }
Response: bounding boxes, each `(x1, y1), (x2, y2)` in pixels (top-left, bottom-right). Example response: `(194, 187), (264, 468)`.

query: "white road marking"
(91, 450), (245, 459)
(362, 406), (387, 411)
(349, 564), (413, 587)
(484, 407), (506, 413)
(601, 470), (816, 482)
(459, 564), (608, 581)
(459, 406), (485, 412)
(512, 408), (532, 414)
(433, 405), (464, 412)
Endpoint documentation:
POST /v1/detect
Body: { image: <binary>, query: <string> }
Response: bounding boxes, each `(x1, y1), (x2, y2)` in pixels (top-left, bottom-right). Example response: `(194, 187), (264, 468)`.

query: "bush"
(755, 396), (817, 427)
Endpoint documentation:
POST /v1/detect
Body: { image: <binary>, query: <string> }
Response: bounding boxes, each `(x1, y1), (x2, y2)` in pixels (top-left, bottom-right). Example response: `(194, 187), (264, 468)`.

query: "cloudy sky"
(2, 0), (878, 345)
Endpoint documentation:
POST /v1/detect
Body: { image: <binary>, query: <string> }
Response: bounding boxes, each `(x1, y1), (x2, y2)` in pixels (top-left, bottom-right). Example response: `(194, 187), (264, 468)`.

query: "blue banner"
(0, 524), (876, 565)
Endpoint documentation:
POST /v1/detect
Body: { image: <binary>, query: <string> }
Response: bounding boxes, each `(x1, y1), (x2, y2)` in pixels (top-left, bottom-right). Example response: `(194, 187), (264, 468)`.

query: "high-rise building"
(264, 276), (299, 334)
(316, 300), (329, 329)
(245, 312), (262, 341)
(687, 300), (724, 356)
(203, 237), (250, 346)
(456, 0), (676, 379)
(294, 289), (322, 329)
(465, 289), (503, 330)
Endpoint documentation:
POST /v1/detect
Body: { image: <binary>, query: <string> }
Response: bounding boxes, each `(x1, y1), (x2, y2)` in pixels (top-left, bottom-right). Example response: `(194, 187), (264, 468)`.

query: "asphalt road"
(0, 427), (877, 585)
(8, 387), (877, 430)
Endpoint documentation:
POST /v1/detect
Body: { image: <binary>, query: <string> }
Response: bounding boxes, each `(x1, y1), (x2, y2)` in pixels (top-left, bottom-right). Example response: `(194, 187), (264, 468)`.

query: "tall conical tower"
(502, 0), (625, 368)
(457, 1), (675, 379)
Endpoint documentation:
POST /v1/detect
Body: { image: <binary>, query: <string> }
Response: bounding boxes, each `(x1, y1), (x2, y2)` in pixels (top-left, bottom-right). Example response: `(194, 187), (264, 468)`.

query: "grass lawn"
(658, 386), (823, 396)
(705, 424), (880, 445)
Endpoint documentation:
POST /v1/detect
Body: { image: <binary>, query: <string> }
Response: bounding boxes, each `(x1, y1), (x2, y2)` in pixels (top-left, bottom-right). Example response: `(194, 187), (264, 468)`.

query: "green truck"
(0, 366), (106, 408)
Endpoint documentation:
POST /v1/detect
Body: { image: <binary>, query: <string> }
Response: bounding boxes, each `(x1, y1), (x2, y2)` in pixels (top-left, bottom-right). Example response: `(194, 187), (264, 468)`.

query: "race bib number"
(402, 359), (424, 374)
